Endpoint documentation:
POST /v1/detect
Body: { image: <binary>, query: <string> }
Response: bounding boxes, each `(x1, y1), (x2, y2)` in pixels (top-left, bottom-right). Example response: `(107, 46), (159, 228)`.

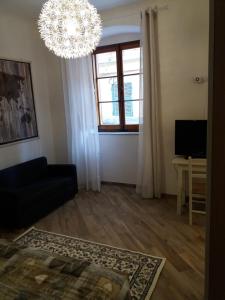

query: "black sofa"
(0, 157), (78, 228)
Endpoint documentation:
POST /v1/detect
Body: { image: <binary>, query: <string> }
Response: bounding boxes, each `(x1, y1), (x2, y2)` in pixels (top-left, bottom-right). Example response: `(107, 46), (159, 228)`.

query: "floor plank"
(0, 184), (205, 300)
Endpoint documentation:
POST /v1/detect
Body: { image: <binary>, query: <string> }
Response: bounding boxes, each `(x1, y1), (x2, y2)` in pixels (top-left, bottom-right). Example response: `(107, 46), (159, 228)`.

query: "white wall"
(45, 53), (68, 163)
(1, 0), (208, 194)
(156, 0), (209, 194)
(98, 32), (141, 185)
(32, 0), (209, 193)
(99, 0), (209, 193)
(99, 33), (141, 46)
(0, 11), (55, 169)
(99, 133), (139, 185)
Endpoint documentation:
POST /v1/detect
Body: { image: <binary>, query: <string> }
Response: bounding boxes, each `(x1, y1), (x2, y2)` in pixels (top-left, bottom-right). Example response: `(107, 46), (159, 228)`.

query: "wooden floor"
(1, 184), (205, 300)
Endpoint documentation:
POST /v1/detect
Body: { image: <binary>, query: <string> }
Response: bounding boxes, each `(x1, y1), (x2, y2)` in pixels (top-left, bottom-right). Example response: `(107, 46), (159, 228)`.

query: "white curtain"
(61, 56), (101, 192)
(136, 8), (162, 199)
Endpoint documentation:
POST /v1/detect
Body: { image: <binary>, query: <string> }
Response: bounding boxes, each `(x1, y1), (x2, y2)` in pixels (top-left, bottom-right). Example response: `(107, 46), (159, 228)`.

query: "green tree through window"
(111, 83), (133, 117)
(111, 83), (119, 116)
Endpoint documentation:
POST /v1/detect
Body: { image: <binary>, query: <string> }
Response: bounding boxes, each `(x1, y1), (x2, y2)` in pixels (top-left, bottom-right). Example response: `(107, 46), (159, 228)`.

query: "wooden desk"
(172, 157), (207, 215)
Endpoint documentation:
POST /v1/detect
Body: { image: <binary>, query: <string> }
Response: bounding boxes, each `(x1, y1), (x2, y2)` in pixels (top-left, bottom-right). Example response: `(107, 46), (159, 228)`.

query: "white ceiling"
(0, 0), (141, 18)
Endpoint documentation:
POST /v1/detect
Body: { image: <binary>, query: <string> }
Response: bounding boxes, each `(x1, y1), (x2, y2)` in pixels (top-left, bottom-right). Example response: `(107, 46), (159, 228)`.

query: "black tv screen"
(175, 120), (207, 158)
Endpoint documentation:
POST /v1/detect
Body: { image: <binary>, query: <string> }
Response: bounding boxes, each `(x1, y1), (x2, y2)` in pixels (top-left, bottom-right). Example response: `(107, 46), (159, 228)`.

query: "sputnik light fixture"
(38, 0), (102, 59)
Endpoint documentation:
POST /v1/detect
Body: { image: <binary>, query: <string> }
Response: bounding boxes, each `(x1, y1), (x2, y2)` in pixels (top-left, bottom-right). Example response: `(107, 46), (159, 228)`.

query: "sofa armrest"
(47, 164), (77, 178)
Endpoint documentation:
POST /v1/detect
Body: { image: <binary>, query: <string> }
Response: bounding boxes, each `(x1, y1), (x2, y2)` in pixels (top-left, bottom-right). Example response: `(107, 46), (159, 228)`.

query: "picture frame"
(0, 58), (38, 146)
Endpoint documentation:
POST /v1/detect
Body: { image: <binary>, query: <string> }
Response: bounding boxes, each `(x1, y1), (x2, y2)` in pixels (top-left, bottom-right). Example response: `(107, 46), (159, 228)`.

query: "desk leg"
(182, 172), (187, 206)
(177, 168), (183, 215)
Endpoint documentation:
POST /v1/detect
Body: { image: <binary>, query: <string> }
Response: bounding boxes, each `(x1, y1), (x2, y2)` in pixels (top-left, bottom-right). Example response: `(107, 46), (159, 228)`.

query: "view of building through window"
(93, 41), (141, 131)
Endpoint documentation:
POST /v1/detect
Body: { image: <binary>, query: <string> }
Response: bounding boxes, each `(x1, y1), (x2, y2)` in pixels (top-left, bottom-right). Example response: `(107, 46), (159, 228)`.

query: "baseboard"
(101, 181), (136, 188)
(161, 193), (177, 200)
(101, 183), (177, 199)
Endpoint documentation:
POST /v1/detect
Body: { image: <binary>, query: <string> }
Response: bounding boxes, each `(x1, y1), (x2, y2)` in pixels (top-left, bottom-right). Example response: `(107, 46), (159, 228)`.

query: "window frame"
(93, 40), (140, 132)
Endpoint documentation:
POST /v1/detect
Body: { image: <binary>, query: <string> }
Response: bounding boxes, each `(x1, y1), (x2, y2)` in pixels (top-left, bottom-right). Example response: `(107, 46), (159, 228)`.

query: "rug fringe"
(13, 227), (35, 242)
(145, 257), (166, 299)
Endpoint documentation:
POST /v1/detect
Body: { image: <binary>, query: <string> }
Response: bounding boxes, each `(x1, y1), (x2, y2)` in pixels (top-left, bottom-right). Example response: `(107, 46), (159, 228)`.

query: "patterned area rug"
(15, 227), (166, 300)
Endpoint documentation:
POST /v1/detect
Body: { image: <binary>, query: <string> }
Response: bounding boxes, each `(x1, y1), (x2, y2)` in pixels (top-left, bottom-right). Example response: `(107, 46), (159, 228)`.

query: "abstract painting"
(0, 59), (38, 145)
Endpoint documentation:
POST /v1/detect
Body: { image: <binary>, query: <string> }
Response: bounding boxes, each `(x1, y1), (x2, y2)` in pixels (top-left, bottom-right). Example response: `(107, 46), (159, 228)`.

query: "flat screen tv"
(175, 120), (207, 158)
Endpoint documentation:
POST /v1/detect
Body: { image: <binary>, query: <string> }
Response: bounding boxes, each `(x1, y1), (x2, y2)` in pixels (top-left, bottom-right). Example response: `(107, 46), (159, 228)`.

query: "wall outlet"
(193, 76), (205, 84)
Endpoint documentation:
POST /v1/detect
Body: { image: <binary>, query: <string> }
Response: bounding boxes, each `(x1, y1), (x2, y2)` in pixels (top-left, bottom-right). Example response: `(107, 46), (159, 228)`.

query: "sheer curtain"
(136, 8), (162, 199)
(61, 56), (101, 192)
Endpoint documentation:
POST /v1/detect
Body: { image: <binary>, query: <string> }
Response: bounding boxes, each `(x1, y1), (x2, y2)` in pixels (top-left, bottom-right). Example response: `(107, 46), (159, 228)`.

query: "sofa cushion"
(0, 157), (48, 188)
(15, 177), (74, 207)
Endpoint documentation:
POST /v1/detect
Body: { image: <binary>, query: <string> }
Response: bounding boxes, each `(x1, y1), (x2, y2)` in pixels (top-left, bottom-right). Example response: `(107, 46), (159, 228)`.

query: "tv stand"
(172, 157), (207, 215)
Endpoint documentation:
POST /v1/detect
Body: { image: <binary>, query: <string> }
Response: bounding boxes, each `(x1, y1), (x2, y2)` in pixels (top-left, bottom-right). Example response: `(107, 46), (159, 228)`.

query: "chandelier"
(38, 0), (102, 59)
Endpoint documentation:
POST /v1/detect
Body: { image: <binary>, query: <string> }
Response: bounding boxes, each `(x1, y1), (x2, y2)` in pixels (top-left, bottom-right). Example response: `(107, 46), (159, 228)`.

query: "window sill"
(98, 132), (139, 135)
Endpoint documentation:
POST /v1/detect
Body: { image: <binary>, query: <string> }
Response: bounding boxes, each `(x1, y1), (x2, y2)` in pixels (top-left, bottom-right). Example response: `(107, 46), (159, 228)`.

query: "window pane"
(98, 77), (118, 102)
(125, 101), (140, 125)
(96, 51), (117, 77)
(122, 48), (140, 75)
(100, 102), (120, 125)
(123, 75), (140, 100)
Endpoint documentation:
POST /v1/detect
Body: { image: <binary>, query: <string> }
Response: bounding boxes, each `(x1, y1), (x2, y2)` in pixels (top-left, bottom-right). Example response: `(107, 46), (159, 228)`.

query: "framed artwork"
(0, 58), (38, 146)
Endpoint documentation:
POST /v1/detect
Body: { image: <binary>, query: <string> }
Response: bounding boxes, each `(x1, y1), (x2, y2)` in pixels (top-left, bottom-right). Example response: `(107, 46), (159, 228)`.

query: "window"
(93, 41), (141, 132)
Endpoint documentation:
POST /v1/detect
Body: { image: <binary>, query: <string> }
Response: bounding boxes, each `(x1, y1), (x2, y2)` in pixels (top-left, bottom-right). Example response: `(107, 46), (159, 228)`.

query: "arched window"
(93, 40), (140, 132)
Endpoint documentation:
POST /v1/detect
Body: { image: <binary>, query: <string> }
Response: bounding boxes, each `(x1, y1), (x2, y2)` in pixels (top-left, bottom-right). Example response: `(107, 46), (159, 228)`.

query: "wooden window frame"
(93, 40), (140, 132)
